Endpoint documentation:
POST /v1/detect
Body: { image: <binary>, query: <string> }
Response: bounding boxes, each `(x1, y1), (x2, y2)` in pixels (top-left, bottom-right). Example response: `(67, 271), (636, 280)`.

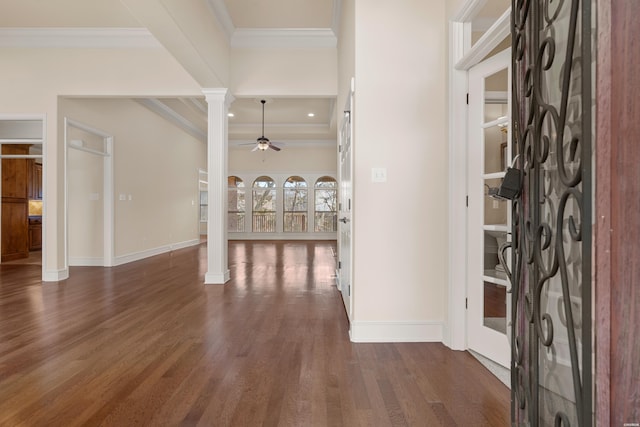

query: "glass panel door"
(467, 48), (511, 368)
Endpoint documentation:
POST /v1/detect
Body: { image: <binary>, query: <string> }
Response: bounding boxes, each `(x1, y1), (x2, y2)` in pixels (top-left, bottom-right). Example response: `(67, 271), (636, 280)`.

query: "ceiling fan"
(252, 99), (281, 152)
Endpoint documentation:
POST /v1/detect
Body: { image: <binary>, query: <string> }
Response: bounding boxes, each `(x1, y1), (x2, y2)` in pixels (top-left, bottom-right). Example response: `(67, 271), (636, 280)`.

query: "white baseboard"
(113, 239), (200, 266)
(69, 257), (104, 267)
(205, 270), (230, 284)
(349, 321), (444, 343)
(43, 268), (69, 282)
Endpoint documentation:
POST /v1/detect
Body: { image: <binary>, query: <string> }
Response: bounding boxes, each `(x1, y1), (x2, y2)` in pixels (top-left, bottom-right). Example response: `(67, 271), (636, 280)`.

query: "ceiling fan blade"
(251, 145), (260, 152)
(269, 144), (281, 151)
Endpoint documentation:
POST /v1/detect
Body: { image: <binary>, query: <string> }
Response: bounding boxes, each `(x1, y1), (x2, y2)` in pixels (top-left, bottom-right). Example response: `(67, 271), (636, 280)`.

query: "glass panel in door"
(467, 48), (511, 368)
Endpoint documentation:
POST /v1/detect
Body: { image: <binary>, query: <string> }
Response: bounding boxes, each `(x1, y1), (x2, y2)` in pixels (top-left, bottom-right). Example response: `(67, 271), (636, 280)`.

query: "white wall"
(229, 145), (337, 172)
(60, 98), (206, 262)
(0, 46), (202, 277)
(230, 48), (337, 96)
(347, 0), (449, 341)
(67, 126), (105, 263)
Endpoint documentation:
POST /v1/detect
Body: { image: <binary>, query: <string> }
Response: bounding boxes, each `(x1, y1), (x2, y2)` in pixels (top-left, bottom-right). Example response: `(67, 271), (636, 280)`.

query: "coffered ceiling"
(0, 0), (509, 149)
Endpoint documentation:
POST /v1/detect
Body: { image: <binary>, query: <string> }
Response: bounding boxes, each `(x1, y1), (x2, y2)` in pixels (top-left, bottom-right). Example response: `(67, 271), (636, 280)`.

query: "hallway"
(0, 241), (509, 426)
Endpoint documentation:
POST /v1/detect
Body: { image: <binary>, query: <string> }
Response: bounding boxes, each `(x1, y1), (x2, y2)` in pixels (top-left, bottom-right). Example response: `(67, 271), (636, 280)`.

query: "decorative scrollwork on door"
(510, 0), (593, 425)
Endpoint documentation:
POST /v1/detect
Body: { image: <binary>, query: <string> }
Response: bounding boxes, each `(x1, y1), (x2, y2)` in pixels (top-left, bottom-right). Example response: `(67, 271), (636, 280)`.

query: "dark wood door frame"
(596, 1), (640, 425)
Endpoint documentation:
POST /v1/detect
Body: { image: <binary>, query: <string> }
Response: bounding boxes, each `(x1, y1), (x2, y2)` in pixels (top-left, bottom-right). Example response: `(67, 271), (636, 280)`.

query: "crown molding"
(0, 27), (161, 48)
(331, 0), (343, 36)
(205, 0), (235, 39)
(135, 98), (206, 142)
(453, 0), (488, 22)
(454, 8), (510, 71)
(231, 28), (337, 49)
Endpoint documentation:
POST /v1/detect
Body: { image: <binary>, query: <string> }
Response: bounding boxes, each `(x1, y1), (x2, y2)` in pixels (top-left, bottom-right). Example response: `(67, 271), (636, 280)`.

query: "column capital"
(202, 88), (235, 107)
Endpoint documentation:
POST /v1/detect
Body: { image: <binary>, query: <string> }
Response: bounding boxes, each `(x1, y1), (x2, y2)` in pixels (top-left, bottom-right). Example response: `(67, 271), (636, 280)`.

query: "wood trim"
(596, 1), (640, 425)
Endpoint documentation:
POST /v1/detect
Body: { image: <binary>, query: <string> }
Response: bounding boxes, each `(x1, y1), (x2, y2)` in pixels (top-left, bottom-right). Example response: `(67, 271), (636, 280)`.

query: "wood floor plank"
(0, 241), (509, 426)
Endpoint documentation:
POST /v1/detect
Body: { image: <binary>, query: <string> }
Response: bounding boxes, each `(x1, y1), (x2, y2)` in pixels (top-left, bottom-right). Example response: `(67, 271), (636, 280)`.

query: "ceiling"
(0, 0), (508, 149)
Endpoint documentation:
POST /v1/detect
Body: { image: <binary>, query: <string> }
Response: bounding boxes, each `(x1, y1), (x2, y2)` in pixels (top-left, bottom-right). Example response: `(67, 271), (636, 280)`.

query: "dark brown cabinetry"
(28, 160), (43, 200)
(28, 217), (42, 251)
(1, 145), (29, 262)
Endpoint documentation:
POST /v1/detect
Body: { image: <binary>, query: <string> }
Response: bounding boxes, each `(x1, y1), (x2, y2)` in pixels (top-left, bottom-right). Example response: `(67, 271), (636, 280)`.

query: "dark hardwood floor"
(0, 241), (509, 426)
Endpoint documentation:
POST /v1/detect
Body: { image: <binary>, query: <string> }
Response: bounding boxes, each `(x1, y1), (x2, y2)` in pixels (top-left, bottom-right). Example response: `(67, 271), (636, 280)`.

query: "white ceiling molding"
(453, 0), (488, 22)
(135, 98), (207, 143)
(454, 8), (510, 71)
(205, 0), (235, 40)
(331, 0), (343, 36)
(0, 28), (161, 49)
(231, 28), (337, 49)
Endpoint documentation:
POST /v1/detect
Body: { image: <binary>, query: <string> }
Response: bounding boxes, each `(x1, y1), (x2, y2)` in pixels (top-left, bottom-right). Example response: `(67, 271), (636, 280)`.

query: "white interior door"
(338, 82), (354, 320)
(467, 49), (512, 368)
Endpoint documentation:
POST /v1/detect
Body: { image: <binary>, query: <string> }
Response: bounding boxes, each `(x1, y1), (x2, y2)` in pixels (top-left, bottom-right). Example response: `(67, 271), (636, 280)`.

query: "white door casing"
(338, 80), (354, 321)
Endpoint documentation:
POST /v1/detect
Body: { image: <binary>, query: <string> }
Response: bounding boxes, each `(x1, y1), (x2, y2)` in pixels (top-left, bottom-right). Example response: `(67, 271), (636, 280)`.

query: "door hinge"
(465, 298), (468, 309)
(348, 285), (351, 296)
(339, 144), (342, 152)
(338, 261), (342, 269)
(466, 93), (469, 104)
(466, 195), (469, 207)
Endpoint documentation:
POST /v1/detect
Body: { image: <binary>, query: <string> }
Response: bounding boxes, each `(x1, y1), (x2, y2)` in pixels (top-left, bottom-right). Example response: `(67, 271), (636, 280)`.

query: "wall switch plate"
(371, 167), (387, 183)
(119, 194), (126, 201)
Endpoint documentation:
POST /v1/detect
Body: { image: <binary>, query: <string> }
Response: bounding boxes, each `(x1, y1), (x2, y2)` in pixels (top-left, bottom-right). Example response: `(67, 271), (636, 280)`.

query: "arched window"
(252, 176), (276, 232)
(315, 176), (337, 232)
(228, 176), (245, 232)
(283, 176), (308, 232)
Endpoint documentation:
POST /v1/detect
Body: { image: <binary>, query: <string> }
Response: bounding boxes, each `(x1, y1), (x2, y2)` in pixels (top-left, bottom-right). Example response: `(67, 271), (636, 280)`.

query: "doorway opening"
(64, 118), (114, 269)
(0, 115), (46, 275)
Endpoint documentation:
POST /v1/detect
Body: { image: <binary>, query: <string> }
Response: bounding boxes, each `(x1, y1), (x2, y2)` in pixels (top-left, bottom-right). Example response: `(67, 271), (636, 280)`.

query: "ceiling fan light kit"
(253, 99), (282, 152)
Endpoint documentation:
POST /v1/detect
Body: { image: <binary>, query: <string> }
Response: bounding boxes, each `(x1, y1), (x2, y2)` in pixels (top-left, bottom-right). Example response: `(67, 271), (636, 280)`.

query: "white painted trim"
(113, 239), (200, 266)
(0, 28), (162, 49)
(453, 0), (488, 22)
(43, 268), (69, 282)
(349, 321), (444, 343)
(205, 0), (235, 40)
(231, 28), (337, 49)
(332, 0), (343, 36)
(64, 118), (115, 270)
(205, 270), (231, 284)
(455, 8), (511, 71)
(446, 21), (470, 351)
(135, 98), (206, 142)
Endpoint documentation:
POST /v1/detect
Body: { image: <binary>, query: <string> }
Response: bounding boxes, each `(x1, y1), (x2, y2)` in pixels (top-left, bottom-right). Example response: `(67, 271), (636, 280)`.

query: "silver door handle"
(339, 217), (349, 223)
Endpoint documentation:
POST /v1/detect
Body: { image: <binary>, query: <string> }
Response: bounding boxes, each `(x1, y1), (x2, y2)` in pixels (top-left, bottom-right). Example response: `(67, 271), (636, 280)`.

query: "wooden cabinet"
(28, 217), (42, 251)
(1, 145), (30, 262)
(28, 160), (43, 200)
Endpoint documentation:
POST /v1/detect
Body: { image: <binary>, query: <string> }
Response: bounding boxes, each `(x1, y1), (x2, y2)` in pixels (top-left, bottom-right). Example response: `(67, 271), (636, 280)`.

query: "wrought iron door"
(510, 0), (592, 425)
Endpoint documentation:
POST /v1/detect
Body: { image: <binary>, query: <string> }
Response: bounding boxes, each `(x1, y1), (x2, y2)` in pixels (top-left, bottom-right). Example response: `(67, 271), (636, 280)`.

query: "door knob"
(339, 217), (349, 223)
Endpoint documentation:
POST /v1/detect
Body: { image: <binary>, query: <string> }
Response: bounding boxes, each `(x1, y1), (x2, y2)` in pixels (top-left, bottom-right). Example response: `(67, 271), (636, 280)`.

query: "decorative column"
(203, 88), (234, 284)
